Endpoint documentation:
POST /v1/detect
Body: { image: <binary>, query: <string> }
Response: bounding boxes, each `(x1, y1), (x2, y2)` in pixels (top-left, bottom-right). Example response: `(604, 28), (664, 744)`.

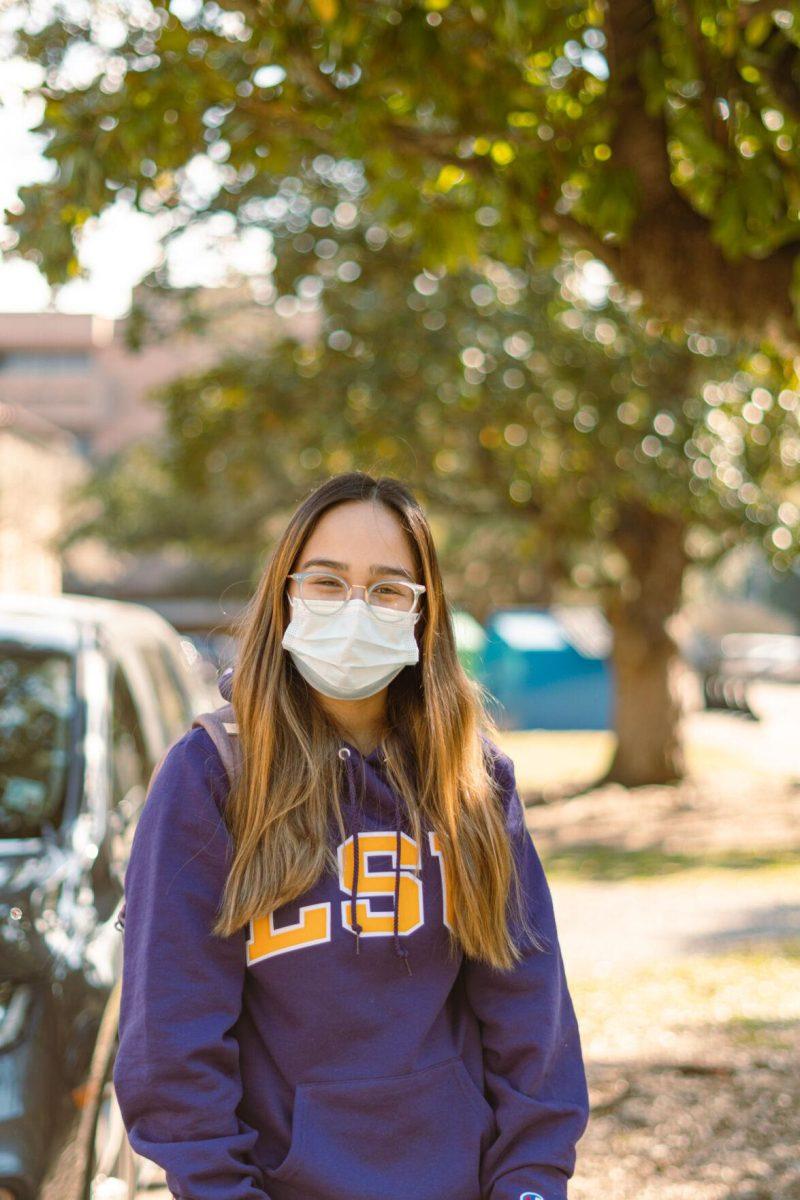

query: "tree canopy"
(62, 165), (799, 782)
(9, 0), (800, 344)
(65, 166), (799, 597)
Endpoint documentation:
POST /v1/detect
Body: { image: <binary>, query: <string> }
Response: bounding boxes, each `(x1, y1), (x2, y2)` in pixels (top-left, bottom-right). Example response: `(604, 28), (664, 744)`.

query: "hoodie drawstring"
(338, 743), (412, 976)
(392, 793), (412, 975)
(339, 745), (365, 953)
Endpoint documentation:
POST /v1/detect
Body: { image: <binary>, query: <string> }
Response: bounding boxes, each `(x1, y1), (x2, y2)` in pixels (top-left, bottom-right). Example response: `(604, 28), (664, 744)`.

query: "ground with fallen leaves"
(510, 682), (800, 1200)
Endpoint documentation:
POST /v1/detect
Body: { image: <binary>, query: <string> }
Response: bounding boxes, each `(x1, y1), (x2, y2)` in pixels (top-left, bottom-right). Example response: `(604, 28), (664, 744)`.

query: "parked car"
(0, 591), (217, 1200)
(685, 629), (800, 712)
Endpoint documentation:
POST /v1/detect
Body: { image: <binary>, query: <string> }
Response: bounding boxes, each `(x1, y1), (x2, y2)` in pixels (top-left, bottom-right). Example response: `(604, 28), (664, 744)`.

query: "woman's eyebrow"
(371, 563), (415, 580)
(300, 557), (414, 580)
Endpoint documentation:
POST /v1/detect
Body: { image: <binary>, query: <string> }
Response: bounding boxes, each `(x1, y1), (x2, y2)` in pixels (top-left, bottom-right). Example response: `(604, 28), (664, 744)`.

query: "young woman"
(113, 471), (590, 1200)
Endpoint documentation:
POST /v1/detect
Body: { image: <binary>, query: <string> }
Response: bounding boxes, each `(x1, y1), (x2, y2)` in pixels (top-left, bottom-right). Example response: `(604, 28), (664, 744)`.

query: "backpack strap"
(191, 700), (243, 790)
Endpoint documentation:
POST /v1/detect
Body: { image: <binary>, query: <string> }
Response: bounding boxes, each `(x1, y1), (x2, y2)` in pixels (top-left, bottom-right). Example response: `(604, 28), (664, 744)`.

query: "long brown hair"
(212, 471), (544, 969)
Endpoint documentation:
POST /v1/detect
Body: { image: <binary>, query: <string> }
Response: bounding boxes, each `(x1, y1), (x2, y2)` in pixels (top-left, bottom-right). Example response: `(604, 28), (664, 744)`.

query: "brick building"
(0, 286), (314, 629)
(0, 403), (87, 593)
(0, 284), (314, 458)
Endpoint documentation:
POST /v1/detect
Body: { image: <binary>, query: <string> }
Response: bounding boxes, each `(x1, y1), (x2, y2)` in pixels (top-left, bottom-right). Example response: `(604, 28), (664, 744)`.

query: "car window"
(155, 642), (195, 727)
(111, 666), (149, 808)
(0, 648), (76, 837)
(138, 643), (192, 742)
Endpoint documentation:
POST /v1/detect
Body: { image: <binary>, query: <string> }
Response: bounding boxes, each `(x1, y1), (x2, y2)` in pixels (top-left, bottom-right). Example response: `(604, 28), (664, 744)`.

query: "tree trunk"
(601, 502), (689, 787)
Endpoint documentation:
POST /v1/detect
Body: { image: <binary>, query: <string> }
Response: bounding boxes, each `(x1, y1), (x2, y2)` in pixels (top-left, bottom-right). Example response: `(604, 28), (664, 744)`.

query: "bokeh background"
(1, 2), (799, 1198)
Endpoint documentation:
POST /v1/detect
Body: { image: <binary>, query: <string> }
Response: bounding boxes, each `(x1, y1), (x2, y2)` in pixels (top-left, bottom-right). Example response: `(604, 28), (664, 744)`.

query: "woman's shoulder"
(146, 723), (232, 821)
(478, 733), (525, 835)
(478, 732), (516, 787)
(121, 726), (234, 932)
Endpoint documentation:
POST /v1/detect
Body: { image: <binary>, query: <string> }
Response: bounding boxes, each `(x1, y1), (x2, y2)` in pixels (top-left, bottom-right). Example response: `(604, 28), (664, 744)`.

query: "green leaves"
(67, 156), (798, 583)
(572, 166), (639, 240)
(10, 0), (800, 337)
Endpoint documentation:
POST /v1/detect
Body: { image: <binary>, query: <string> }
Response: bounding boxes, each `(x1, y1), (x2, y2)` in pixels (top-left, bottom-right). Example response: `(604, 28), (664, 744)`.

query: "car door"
(93, 663), (150, 922)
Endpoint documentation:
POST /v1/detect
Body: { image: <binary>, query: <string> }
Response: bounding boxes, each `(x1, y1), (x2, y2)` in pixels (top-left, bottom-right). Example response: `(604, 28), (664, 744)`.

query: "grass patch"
(494, 726), (796, 795)
(725, 1015), (798, 1050)
(540, 843), (800, 880)
(494, 730), (612, 793)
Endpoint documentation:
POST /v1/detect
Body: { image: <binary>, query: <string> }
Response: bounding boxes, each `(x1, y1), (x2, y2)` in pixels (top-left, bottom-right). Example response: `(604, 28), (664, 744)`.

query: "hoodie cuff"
(489, 1164), (570, 1200)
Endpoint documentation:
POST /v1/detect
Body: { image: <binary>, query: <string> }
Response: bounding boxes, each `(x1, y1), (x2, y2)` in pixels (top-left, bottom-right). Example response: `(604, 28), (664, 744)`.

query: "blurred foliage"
(60, 166), (800, 613)
(9, 0), (800, 340)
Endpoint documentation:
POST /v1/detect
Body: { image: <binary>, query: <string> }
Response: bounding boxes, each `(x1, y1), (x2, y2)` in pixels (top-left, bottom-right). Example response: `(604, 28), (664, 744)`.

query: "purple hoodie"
(113, 690), (590, 1200)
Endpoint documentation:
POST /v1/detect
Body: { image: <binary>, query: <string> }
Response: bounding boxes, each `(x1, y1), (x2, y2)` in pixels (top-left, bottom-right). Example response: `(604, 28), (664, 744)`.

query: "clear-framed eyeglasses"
(287, 571), (426, 623)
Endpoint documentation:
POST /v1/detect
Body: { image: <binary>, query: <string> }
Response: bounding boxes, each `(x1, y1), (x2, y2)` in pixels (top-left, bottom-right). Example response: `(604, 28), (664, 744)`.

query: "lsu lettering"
(246, 829), (451, 966)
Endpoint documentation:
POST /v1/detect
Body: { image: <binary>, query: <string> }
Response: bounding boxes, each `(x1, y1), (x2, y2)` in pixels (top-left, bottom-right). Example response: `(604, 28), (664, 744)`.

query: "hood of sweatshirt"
(218, 663), (413, 973)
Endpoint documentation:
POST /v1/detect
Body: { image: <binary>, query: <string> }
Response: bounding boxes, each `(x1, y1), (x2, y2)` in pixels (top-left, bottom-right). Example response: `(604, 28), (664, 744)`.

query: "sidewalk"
(552, 866), (800, 981)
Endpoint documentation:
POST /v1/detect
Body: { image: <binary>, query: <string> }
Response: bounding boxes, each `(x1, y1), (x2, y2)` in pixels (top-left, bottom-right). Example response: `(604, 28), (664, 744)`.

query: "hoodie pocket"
(263, 1055), (495, 1200)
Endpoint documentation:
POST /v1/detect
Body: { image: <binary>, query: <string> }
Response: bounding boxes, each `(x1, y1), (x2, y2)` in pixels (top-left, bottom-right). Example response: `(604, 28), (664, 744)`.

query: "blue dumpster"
(477, 605), (613, 731)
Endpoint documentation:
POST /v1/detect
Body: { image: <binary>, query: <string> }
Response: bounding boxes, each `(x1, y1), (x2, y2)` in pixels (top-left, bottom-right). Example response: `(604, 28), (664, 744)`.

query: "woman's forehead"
(304, 501), (413, 564)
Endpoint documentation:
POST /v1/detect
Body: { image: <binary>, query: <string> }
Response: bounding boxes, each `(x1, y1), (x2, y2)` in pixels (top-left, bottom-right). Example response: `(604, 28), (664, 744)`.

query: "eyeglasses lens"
(298, 572), (417, 620)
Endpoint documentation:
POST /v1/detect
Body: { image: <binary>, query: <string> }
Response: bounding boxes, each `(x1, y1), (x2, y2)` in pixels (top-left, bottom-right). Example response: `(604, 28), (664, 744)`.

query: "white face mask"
(281, 596), (421, 700)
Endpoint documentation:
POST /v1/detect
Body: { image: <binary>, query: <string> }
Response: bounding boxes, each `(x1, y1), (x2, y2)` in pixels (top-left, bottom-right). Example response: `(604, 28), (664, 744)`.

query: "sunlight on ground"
(494, 723), (798, 795)
(571, 937), (800, 1200)
(572, 938), (800, 1065)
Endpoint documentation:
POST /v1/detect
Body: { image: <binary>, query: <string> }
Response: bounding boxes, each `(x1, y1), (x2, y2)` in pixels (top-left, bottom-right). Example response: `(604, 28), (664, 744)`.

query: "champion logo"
(519, 1193), (545, 1200)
